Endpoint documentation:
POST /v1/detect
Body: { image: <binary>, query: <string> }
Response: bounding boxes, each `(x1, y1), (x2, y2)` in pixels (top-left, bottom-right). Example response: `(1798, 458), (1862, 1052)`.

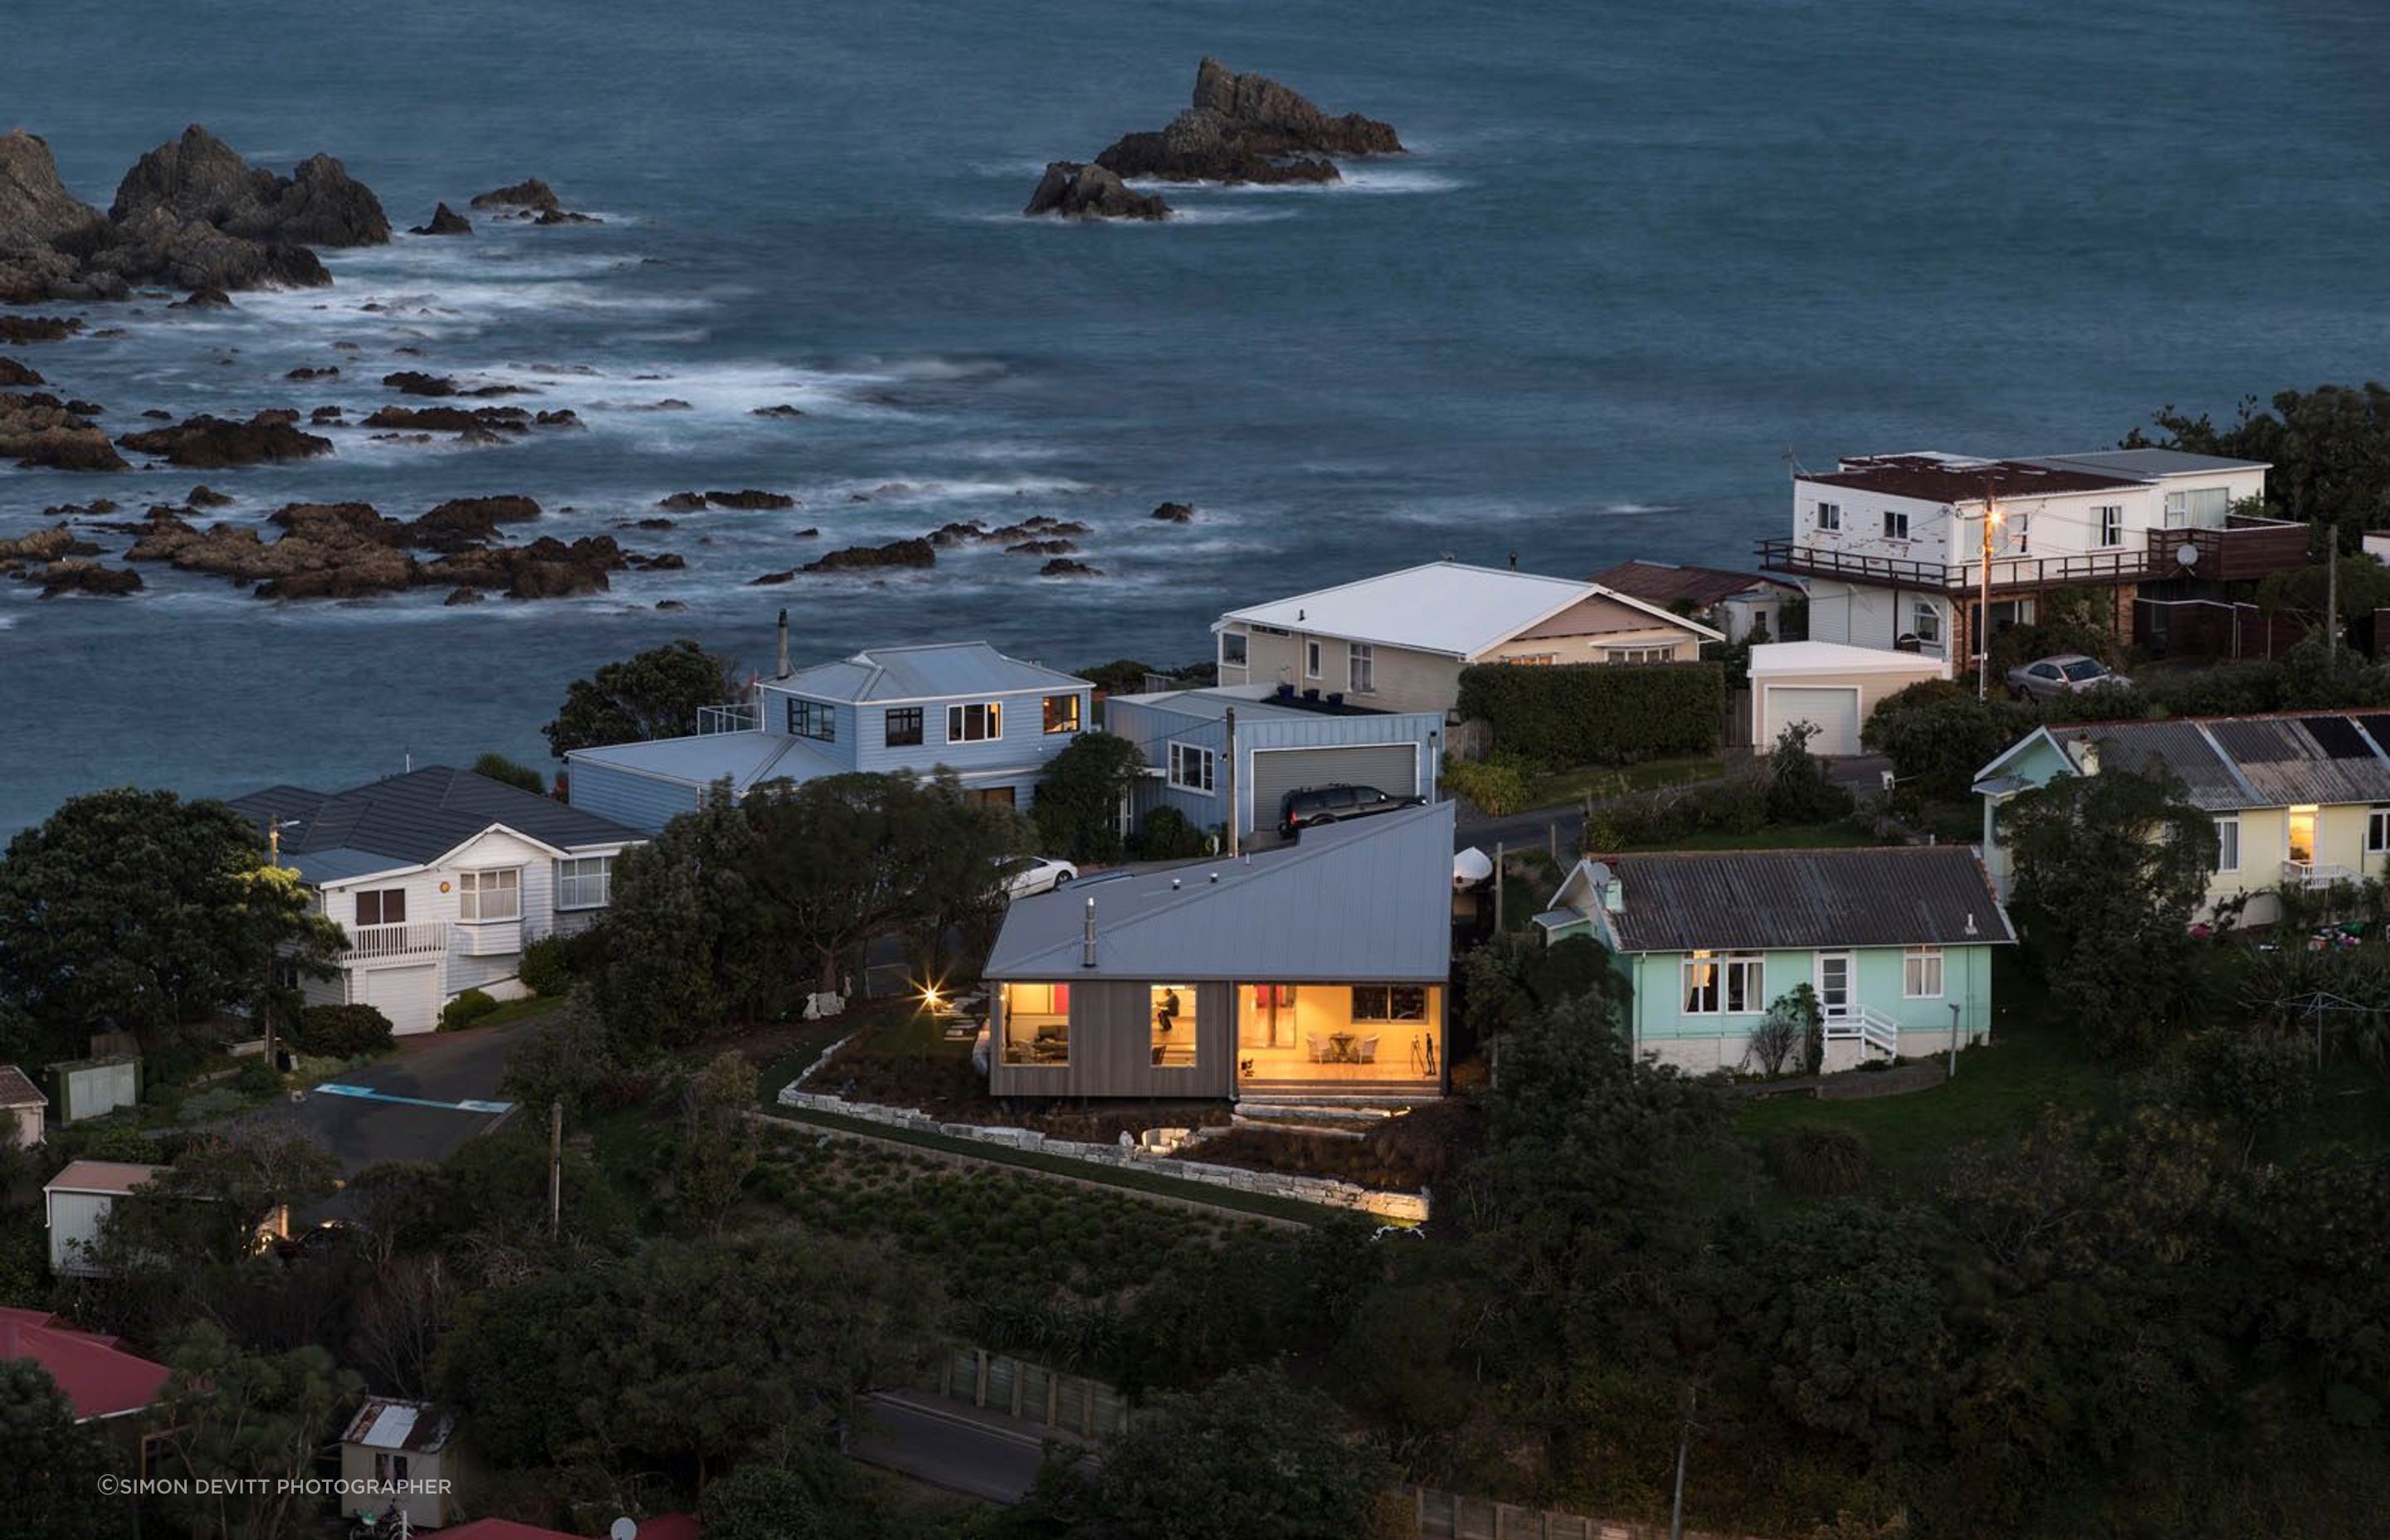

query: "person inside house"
(1154, 987), (1180, 1037)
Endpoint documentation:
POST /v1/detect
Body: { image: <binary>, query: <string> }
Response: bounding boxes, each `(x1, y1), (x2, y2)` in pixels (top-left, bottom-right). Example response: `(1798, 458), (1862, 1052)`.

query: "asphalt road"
(851, 1393), (1055, 1503)
(280, 1013), (544, 1177)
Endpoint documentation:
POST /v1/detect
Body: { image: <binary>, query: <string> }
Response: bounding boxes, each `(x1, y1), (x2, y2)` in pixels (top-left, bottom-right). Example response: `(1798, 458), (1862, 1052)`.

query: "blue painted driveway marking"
(316, 1084), (515, 1115)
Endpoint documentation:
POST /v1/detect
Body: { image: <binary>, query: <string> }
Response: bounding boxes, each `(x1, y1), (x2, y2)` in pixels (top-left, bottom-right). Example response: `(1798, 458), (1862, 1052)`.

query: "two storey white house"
(229, 768), (645, 1036)
(1760, 449), (2300, 665)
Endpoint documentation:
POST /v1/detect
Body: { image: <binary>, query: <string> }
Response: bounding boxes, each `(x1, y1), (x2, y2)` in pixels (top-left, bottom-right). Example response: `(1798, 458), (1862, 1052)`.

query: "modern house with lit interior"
(1760, 449), (2297, 663)
(567, 639), (1096, 831)
(983, 802), (1456, 1103)
(1538, 846), (2012, 1073)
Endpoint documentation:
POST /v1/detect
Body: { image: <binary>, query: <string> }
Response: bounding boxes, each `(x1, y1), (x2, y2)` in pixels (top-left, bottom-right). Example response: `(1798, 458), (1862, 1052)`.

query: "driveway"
(280, 1011), (549, 1178)
(851, 1392), (1056, 1503)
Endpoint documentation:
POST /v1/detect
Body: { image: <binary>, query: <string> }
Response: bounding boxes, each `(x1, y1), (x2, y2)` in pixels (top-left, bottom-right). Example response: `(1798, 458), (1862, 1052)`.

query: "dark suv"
(1277, 783), (1426, 839)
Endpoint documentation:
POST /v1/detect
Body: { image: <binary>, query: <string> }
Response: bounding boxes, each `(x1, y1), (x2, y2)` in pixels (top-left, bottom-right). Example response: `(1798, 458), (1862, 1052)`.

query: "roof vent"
(1207, 871), (1220, 884)
(1081, 896), (1097, 969)
(1170, 877), (1182, 890)
(2075, 733), (2100, 777)
(1964, 912), (1978, 938)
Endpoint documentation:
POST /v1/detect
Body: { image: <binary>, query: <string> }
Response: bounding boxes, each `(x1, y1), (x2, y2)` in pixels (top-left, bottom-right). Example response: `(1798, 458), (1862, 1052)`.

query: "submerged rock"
(802, 538), (936, 573)
(471, 178), (600, 224)
(1039, 557), (1103, 578)
(187, 484), (232, 506)
(1092, 59), (1402, 186)
(0, 358), (47, 387)
(0, 391), (128, 470)
(0, 314), (83, 344)
(36, 558), (144, 597)
(116, 412), (334, 468)
(704, 489), (795, 509)
(171, 285), (233, 309)
(409, 202), (473, 236)
(751, 403), (806, 418)
(1024, 161), (1169, 220)
(1151, 500), (1194, 523)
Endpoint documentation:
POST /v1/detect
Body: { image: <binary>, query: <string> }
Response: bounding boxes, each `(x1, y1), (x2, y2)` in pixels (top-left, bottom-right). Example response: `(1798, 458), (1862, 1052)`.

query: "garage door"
(358, 963), (441, 1036)
(1249, 744), (1419, 831)
(1761, 685), (1863, 757)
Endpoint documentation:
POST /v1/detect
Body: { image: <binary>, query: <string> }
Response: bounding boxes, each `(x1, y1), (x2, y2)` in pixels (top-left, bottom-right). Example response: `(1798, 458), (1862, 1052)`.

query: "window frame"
(354, 888), (407, 928)
(1220, 631), (1248, 668)
(1816, 501), (1842, 532)
(884, 706), (924, 748)
(946, 701), (1002, 743)
(1041, 693), (1082, 735)
(456, 867), (522, 924)
(1912, 600), (1942, 644)
(786, 697), (836, 743)
(1606, 646), (1675, 665)
(557, 855), (612, 911)
(2369, 808), (2390, 855)
(1883, 508), (1911, 541)
(1166, 741), (1216, 794)
(1350, 984), (1430, 1023)
(1683, 950), (1762, 1015)
(2095, 504), (2124, 548)
(1904, 944), (1945, 999)
(1304, 640), (1322, 680)
(1348, 642), (1375, 694)
(2214, 813), (2240, 873)
(1149, 983), (1197, 1067)
(999, 982), (1071, 1066)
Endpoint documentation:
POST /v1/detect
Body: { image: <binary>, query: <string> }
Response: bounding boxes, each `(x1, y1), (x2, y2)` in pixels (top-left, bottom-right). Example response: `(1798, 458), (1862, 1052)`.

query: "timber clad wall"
(1223, 630), (1466, 716)
(988, 979), (1236, 1099)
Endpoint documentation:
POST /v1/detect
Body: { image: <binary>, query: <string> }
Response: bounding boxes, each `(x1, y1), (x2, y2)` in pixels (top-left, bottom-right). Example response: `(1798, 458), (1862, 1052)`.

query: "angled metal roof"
(773, 641), (1087, 702)
(225, 768), (642, 874)
(1216, 561), (1717, 659)
(2201, 717), (2390, 807)
(986, 802), (1456, 982)
(1602, 846), (2013, 953)
(2055, 720), (2257, 811)
(2027, 448), (2270, 479)
(566, 729), (845, 791)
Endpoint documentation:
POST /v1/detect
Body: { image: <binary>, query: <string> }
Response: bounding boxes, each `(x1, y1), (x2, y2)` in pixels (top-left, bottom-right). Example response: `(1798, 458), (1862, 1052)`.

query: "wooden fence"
(1411, 1487), (1759, 1540)
(927, 1347), (1134, 1443)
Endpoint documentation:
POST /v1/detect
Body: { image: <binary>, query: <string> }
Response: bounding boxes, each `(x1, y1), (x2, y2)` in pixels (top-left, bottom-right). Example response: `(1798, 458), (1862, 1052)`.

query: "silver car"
(2007, 654), (2129, 702)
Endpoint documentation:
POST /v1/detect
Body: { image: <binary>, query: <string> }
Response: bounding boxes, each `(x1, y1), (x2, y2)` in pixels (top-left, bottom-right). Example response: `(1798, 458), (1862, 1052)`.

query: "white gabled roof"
(1215, 561), (1718, 660)
(1749, 641), (1953, 679)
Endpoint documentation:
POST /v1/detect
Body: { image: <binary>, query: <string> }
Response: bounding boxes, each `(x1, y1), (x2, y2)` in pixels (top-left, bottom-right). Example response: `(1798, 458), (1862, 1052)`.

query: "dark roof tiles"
(1606, 846), (2013, 953)
(225, 767), (641, 869)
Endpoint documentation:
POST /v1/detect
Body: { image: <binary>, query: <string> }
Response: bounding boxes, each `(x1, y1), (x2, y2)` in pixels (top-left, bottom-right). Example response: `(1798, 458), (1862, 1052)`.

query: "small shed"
(43, 1160), (167, 1278)
(0, 1064), (46, 1149)
(1749, 641), (1951, 758)
(340, 1396), (466, 1530)
(46, 1055), (141, 1123)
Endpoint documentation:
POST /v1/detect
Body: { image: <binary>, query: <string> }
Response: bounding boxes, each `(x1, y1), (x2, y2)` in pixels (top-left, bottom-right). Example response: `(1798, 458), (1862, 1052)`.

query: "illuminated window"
(1149, 984), (1197, 1066)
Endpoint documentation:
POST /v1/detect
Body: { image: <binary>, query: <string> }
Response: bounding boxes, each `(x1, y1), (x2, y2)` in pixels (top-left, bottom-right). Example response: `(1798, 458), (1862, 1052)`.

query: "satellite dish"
(609, 1519), (638, 1540)
(2176, 542), (2201, 568)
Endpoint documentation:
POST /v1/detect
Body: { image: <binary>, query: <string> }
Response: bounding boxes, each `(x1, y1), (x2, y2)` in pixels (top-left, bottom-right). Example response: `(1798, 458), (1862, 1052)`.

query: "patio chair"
(1308, 1035), (1329, 1064)
(1358, 1036), (1379, 1065)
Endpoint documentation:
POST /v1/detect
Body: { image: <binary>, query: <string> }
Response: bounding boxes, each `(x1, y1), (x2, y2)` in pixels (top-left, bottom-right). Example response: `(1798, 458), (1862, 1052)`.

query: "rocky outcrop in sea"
(0, 125), (388, 301)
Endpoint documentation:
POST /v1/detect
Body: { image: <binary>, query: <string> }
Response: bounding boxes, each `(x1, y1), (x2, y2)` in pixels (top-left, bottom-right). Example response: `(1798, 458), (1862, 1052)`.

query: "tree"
(895, 772), (1028, 984)
(154, 1321), (362, 1540)
(1766, 720), (1854, 825)
(1032, 732), (1146, 863)
(0, 1358), (121, 1540)
(2002, 765), (2218, 1056)
(501, 991), (623, 1118)
(0, 788), (340, 1049)
(543, 639), (743, 757)
(705, 1450), (924, 1540)
(2129, 383), (2390, 550)
(1023, 1364), (1398, 1540)
(470, 751), (546, 793)
(595, 786), (773, 1050)
(100, 1118), (340, 1274)
(1861, 682), (2041, 805)
(680, 1051), (761, 1233)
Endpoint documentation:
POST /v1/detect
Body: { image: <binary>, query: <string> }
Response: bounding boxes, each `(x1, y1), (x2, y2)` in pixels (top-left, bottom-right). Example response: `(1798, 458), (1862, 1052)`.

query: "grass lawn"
(1520, 755), (1725, 811)
(1738, 956), (2109, 1185)
(472, 994), (565, 1031)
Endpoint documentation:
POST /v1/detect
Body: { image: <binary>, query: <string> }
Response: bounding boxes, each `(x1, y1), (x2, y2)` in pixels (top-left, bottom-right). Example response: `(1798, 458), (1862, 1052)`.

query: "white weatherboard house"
(1749, 641), (1951, 758)
(0, 1064), (46, 1149)
(228, 768), (645, 1036)
(1760, 449), (2298, 663)
(44, 1159), (167, 1277)
(1212, 561), (1721, 719)
(566, 640), (1097, 832)
(340, 1397), (466, 1530)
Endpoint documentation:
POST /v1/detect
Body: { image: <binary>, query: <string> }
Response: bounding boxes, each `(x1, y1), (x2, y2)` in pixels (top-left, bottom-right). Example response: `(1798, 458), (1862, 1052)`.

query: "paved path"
(279, 1013), (549, 1180)
(851, 1391), (1056, 1503)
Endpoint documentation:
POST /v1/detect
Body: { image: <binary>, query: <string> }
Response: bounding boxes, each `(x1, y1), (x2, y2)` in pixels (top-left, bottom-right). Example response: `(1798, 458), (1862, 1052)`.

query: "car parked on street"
(1278, 783), (1427, 839)
(2007, 654), (2131, 702)
(1000, 855), (1077, 900)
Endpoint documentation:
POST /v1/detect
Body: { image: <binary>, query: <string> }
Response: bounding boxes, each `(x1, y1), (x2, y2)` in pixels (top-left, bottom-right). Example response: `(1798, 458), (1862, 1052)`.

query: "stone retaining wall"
(774, 1079), (1430, 1224)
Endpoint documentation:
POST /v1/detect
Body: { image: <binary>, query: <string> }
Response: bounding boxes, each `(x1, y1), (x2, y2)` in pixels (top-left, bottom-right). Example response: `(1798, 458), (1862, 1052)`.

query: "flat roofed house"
(42, 1160), (168, 1278)
(1763, 448), (2295, 665)
(226, 768), (645, 1037)
(1540, 846), (2013, 1073)
(567, 640), (1097, 832)
(339, 1396), (465, 1530)
(1103, 683), (1446, 841)
(984, 802), (1456, 1103)
(1974, 711), (2390, 928)
(0, 1064), (46, 1149)
(1588, 559), (1803, 645)
(1212, 561), (1721, 718)
(0, 1305), (171, 1424)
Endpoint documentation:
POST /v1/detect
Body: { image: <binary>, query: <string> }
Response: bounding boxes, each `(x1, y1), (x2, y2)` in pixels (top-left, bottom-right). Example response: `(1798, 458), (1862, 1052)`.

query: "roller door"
(1760, 685), (1863, 757)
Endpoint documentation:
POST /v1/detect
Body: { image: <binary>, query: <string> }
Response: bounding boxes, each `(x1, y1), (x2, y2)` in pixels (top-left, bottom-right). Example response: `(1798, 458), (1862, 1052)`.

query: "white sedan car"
(1001, 855), (1078, 900)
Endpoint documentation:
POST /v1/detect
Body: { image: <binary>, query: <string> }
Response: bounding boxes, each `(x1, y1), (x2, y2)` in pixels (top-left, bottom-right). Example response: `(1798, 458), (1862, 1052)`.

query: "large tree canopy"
(0, 788), (338, 1047)
(543, 639), (744, 757)
(0, 1358), (121, 1540)
(2132, 383), (2390, 549)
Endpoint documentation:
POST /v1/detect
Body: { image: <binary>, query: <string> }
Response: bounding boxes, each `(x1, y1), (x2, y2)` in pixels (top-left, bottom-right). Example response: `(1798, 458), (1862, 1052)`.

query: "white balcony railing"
(345, 921), (446, 960)
(1822, 1005), (1902, 1060)
(699, 703), (759, 734)
(2282, 860), (2362, 890)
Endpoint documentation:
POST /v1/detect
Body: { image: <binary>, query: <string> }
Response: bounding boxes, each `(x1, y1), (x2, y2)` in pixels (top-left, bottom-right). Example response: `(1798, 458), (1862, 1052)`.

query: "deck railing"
(1822, 1005), (1902, 1060)
(344, 921), (446, 960)
(1758, 514), (2306, 593)
(2282, 860), (2363, 890)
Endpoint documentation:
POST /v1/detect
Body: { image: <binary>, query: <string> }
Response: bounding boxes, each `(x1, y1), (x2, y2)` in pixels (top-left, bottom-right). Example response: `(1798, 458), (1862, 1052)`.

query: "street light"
(1975, 486), (2002, 702)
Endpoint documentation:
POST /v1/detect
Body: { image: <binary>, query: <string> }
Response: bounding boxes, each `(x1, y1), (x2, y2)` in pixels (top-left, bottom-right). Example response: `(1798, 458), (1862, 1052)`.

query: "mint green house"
(1536, 846), (2013, 1073)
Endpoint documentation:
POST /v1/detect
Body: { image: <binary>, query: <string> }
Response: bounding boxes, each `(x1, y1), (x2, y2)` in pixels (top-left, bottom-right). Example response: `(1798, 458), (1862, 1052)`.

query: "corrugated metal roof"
(986, 802), (1455, 981)
(2028, 448), (2269, 478)
(43, 1160), (167, 1196)
(2202, 718), (2390, 807)
(1218, 561), (1713, 658)
(343, 1396), (457, 1453)
(1604, 846), (2013, 953)
(567, 729), (844, 791)
(2060, 720), (2256, 811)
(226, 768), (643, 872)
(774, 641), (1087, 702)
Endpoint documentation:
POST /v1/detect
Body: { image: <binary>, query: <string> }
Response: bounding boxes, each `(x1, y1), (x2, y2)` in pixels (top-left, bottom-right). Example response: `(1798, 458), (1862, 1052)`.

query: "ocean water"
(5, 0), (2389, 833)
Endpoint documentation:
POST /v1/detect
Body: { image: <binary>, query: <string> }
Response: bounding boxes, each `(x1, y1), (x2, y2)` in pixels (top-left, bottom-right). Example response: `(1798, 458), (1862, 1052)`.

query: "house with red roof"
(0, 1304), (171, 1423)
(0, 1063), (46, 1149)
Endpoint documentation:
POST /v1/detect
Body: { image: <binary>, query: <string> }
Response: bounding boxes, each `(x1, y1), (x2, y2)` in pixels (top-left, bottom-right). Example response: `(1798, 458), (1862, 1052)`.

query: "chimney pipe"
(776, 608), (791, 677)
(2075, 733), (2100, 777)
(1080, 895), (1097, 968)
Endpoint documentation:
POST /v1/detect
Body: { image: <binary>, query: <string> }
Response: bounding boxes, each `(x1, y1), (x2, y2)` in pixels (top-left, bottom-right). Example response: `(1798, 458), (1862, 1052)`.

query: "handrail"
(345, 920), (446, 959)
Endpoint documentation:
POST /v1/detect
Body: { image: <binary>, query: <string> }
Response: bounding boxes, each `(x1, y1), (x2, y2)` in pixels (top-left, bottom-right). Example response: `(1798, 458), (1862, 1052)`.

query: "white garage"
(1751, 641), (1952, 758)
(358, 962), (442, 1037)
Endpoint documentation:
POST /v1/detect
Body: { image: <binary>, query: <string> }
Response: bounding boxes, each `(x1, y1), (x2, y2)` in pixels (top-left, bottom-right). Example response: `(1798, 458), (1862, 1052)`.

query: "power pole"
(1977, 478), (1998, 701)
(1224, 708), (1241, 856)
(2327, 541), (2339, 671)
(1669, 1382), (1697, 1540)
(1493, 841), (1505, 932)
(549, 1099), (563, 1239)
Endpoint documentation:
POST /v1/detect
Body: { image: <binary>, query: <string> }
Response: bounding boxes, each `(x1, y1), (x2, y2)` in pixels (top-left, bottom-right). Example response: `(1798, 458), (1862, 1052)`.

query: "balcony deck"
(1758, 514), (2306, 594)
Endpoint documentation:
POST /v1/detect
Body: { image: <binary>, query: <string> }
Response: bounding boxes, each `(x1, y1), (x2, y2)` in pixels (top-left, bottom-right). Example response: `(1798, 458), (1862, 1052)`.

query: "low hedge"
(290, 1003), (395, 1057)
(440, 988), (500, 1031)
(1456, 660), (1724, 766)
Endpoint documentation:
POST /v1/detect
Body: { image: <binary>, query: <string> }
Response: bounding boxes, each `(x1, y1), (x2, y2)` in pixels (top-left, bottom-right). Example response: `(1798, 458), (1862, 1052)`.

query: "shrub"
(1137, 807), (1211, 860)
(290, 1002), (395, 1057)
(232, 1060), (284, 1099)
(1763, 1121), (1873, 1197)
(519, 934), (574, 998)
(470, 752), (546, 794)
(1767, 722), (1856, 825)
(440, 988), (501, 1031)
(1456, 660), (1726, 766)
(1441, 753), (1529, 816)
